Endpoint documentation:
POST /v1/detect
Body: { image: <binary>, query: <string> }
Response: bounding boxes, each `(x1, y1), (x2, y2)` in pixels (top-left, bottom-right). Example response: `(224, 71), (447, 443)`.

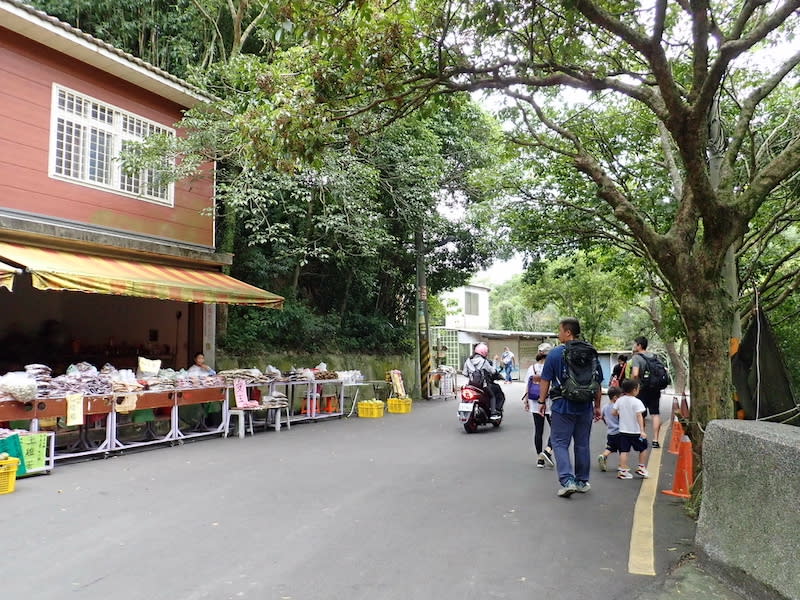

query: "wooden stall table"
(35, 395), (115, 459)
(0, 400), (35, 424)
(113, 391), (176, 449)
(171, 387), (226, 440)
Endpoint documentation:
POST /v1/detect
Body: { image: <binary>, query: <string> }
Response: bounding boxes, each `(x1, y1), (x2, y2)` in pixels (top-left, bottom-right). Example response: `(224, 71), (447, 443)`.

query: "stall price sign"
(66, 393), (84, 426)
(233, 379), (248, 408)
(20, 433), (47, 471)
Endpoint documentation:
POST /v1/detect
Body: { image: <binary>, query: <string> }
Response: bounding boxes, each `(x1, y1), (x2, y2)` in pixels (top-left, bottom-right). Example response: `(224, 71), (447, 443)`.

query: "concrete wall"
(217, 351), (417, 396)
(696, 420), (800, 600)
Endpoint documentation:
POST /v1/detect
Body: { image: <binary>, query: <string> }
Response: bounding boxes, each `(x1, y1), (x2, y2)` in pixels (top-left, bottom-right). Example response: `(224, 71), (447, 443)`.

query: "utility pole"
(415, 230), (431, 399)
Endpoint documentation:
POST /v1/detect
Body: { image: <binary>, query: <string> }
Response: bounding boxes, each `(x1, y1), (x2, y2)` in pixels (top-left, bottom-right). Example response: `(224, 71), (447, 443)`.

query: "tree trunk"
(339, 269), (354, 323)
(680, 285), (736, 475)
(665, 340), (688, 395)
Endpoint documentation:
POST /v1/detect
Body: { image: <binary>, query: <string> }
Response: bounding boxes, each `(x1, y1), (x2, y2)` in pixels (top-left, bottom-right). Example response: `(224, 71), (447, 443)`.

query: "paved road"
(2, 382), (694, 599)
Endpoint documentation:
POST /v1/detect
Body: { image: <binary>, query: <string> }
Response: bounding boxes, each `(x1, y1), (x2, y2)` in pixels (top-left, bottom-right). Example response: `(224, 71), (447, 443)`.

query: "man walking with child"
(537, 317), (603, 498)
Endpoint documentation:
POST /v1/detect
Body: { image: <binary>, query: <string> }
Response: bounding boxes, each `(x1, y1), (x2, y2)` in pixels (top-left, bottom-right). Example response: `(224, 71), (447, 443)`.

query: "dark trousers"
(532, 412), (552, 454)
(487, 382), (505, 414)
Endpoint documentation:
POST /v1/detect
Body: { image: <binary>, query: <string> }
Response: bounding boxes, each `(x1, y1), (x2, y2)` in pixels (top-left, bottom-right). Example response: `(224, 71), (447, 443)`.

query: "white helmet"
(537, 342), (553, 354)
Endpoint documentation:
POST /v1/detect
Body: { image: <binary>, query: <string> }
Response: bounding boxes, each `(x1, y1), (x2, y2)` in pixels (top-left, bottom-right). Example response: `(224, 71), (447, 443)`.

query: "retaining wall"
(696, 420), (800, 600)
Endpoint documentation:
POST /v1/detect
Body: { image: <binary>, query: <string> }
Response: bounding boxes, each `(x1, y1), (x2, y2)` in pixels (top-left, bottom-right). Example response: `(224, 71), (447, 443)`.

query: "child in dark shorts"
(613, 379), (650, 479)
(597, 386), (622, 472)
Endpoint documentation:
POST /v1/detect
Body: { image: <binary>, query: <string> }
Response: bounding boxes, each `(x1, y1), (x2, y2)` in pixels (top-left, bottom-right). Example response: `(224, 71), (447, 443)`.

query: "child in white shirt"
(612, 378), (650, 479)
(597, 386), (622, 472)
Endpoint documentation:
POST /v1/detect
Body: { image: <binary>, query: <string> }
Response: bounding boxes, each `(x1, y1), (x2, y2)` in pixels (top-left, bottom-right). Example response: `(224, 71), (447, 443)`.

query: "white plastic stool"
(262, 400), (291, 431)
(225, 408), (256, 439)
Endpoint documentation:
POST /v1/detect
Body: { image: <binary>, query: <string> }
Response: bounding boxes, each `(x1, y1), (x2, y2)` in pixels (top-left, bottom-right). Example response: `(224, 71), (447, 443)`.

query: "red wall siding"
(0, 28), (215, 248)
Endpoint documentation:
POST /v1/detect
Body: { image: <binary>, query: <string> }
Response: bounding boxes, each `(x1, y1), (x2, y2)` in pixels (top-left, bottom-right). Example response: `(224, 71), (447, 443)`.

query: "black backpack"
(640, 353), (671, 391)
(468, 368), (487, 388)
(560, 340), (602, 403)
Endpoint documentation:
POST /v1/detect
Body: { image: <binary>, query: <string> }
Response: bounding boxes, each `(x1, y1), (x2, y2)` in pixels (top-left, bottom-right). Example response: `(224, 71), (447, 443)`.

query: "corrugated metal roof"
(1, 0), (216, 107)
(432, 326), (556, 339)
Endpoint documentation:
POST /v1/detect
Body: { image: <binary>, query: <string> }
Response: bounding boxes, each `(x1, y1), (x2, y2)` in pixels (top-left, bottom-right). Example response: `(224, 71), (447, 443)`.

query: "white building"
(434, 284), (554, 379)
(440, 284), (491, 330)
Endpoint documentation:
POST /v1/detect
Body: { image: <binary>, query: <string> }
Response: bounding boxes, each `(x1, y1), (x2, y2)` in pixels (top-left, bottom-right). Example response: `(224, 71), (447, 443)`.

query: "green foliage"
(488, 275), (556, 332)
(770, 295), (800, 394)
(523, 250), (630, 345)
(28, 0), (205, 77)
(221, 298), (414, 355)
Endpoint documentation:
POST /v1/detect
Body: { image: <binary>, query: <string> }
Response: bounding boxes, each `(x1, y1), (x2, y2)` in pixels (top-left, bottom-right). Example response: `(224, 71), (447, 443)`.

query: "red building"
(0, 0), (281, 373)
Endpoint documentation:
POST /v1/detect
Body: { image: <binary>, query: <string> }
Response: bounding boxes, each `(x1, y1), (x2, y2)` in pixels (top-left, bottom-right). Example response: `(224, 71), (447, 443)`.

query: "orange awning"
(0, 242), (283, 308)
(0, 260), (20, 291)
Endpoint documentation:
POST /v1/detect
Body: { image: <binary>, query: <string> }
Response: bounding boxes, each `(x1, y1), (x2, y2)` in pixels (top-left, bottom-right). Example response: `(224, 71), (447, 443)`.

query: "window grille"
(51, 86), (174, 205)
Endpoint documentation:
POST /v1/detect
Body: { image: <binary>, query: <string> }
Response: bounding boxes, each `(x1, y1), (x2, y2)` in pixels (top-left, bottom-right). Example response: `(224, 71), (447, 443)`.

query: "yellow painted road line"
(627, 428), (668, 576)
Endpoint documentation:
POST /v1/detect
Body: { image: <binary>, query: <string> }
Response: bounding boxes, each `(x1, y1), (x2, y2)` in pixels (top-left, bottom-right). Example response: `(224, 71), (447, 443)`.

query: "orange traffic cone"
(662, 435), (694, 499)
(680, 395), (690, 419)
(322, 395), (339, 413)
(301, 394), (318, 415)
(668, 419), (683, 455)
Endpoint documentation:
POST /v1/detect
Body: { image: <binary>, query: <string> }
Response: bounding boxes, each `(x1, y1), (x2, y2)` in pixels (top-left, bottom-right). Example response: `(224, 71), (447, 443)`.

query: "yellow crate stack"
(0, 456), (21, 495)
(357, 400), (385, 418)
(387, 397), (412, 414)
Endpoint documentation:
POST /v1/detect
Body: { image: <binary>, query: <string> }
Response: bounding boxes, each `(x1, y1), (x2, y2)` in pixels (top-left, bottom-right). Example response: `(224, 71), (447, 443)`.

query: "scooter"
(458, 384), (503, 433)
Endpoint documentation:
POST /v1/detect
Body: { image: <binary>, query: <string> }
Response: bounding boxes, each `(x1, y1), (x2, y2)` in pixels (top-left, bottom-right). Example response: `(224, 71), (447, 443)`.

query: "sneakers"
(636, 466), (650, 478)
(539, 450), (554, 468)
(617, 469), (633, 480)
(651, 440), (660, 449)
(489, 413), (501, 421)
(536, 458), (545, 468)
(575, 481), (591, 493)
(557, 479), (578, 497)
(597, 454), (607, 472)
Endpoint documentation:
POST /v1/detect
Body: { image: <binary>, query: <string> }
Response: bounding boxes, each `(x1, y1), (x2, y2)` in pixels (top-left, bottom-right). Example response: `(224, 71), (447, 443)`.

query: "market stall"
(0, 362), (370, 460)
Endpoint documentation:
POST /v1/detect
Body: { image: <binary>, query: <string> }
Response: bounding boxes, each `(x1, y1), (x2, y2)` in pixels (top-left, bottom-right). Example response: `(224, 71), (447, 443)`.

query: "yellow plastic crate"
(357, 400), (385, 418)
(387, 397), (412, 414)
(0, 457), (20, 495)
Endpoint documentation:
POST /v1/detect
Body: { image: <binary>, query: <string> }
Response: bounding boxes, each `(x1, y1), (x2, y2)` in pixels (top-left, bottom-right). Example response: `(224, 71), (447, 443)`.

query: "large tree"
(252, 0), (800, 463)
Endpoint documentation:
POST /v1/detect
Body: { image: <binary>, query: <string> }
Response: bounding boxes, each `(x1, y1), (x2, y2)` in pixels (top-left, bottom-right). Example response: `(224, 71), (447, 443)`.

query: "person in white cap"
(523, 343), (554, 467)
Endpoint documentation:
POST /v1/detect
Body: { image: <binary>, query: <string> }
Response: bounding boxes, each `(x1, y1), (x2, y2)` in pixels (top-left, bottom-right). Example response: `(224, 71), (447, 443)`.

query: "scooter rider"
(462, 342), (505, 420)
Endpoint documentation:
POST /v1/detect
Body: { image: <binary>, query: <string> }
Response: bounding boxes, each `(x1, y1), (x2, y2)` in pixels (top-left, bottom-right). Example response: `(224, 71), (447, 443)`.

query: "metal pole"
(416, 230), (432, 399)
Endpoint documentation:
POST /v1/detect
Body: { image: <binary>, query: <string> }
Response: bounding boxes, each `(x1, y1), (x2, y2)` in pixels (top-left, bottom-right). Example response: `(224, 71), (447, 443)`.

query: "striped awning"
(0, 242), (283, 308)
(0, 260), (20, 291)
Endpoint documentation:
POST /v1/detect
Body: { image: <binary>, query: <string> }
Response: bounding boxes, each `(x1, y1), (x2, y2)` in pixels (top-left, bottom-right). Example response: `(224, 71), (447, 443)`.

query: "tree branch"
(572, 0), (687, 122)
(651, 0), (668, 44)
(689, 0), (711, 101)
(739, 136), (800, 218)
(191, 0), (227, 63)
(240, 2), (273, 49)
(695, 0), (800, 120)
(721, 49), (800, 189)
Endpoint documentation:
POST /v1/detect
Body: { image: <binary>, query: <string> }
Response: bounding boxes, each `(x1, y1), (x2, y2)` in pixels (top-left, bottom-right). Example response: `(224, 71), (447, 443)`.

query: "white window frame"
(465, 291), (479, 316)
(48, 84), (175, 207)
